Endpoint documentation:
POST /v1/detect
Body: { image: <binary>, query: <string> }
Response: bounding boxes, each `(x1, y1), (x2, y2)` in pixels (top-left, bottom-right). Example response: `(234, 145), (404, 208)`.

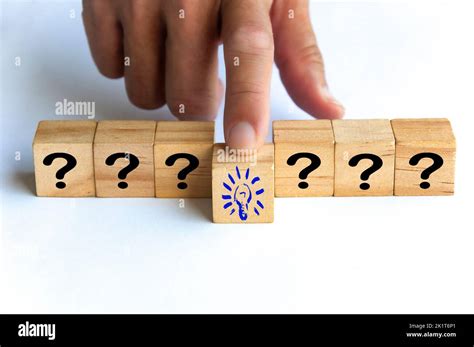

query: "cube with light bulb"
(212, 143), (274, 223)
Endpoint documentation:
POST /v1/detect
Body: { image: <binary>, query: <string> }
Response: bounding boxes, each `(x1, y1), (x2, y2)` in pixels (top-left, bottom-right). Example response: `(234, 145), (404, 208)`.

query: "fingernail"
(228, 121), (257, 149)
(321, 86), (345, 110)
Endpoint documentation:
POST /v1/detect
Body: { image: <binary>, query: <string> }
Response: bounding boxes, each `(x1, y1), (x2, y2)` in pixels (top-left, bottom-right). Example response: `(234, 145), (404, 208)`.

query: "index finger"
(221, 0), (274, 149)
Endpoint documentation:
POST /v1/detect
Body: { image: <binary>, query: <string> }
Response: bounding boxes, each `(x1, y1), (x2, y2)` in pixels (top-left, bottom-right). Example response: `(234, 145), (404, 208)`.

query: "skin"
(82, 0), (344, 149)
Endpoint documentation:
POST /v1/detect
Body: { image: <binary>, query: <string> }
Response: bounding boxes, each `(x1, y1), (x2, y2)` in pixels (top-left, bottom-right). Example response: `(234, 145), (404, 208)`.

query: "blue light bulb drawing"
(221, 166), (265, 221)
(234, 183), (252, 221)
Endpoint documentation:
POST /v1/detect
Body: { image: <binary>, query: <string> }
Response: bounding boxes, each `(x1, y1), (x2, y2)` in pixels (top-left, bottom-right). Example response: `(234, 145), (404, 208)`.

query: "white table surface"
(1, 0), (473, 313)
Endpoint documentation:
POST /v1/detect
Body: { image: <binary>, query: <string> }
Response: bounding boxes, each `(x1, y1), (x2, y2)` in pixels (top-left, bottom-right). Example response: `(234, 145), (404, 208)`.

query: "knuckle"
(126, 1), (149, 21)
(166, 0), (219, 38)
(122, 0), (159, 26)
(227, 81), (267, 100)
(276, 42), (325, 73)
(226, 25), (274, 55)
(298, 43), (324, 68)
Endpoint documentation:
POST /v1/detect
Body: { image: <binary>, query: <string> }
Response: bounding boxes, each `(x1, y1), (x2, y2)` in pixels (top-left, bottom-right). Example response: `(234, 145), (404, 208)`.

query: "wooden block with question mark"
(93, 120), (156, 197)
(154, 121), (214, 198)
(332, 119), (395, 196)
(391, 118), (456, 196)
(273, 120), (334, 197)
(212, 143), (274, 223)
(33, 120), (97, 197)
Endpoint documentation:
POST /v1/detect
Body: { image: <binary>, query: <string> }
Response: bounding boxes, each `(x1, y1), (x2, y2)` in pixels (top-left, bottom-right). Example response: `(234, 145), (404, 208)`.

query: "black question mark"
(349, 153), (383, 190)
(409, 152), (444, 189)
(287, 152), (321, 189)
(105, 152), (140, 189)
(43, 153), (77, 189)
(165, 153), (200, 190)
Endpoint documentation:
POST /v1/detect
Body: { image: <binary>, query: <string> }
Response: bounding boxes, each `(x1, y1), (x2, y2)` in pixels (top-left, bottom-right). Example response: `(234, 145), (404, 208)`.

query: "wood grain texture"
(332, 119), (395, 196)
(273, 120), (334, 197)
(212, 143), (274, 223)
(154, 121), (214, 143)
(94, 120), (156, 197)
(33, 120), (97, 197)
(391, 118), (456, 196)
(154, 121), (214, 198)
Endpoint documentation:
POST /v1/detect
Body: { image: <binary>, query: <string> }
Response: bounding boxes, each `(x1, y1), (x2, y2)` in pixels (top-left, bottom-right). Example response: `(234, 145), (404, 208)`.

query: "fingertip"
(317, 85), (345, 119)
(281, 65), (345, 120)
(226, 121), (258, 150)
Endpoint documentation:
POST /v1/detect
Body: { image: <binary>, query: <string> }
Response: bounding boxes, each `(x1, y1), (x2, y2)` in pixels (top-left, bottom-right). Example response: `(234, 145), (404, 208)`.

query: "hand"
(82, 0), (344, 149)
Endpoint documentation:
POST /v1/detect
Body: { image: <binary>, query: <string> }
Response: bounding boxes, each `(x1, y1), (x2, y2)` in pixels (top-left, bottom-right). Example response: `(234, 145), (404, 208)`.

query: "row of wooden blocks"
(33, 119), (456, 223)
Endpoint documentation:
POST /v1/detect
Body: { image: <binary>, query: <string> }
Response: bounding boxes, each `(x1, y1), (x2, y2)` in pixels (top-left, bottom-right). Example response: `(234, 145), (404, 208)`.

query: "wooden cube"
(273, 120), (334, 197)
(154, 121), (214, 198)
(391, 118), (456, 196)
(212, 143), (274, 223)
(332, 119), (395, 196)
(33, 120), (97, 197)
(94, 120), (156, 197)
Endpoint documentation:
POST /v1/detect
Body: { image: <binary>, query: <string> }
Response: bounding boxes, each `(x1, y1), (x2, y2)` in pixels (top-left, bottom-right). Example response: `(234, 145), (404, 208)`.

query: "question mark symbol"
(349, 153), (383, 190)
(287, 152), (321, 189)
(43, 152), (77, 189)
(165, 153), (200, 190)
(409, 152), (443, 189)
(105, 152), (140, 189)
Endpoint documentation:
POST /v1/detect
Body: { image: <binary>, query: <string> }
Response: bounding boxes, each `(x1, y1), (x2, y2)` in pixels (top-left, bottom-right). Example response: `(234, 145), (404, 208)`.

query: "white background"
(1, 0), (473, 313)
